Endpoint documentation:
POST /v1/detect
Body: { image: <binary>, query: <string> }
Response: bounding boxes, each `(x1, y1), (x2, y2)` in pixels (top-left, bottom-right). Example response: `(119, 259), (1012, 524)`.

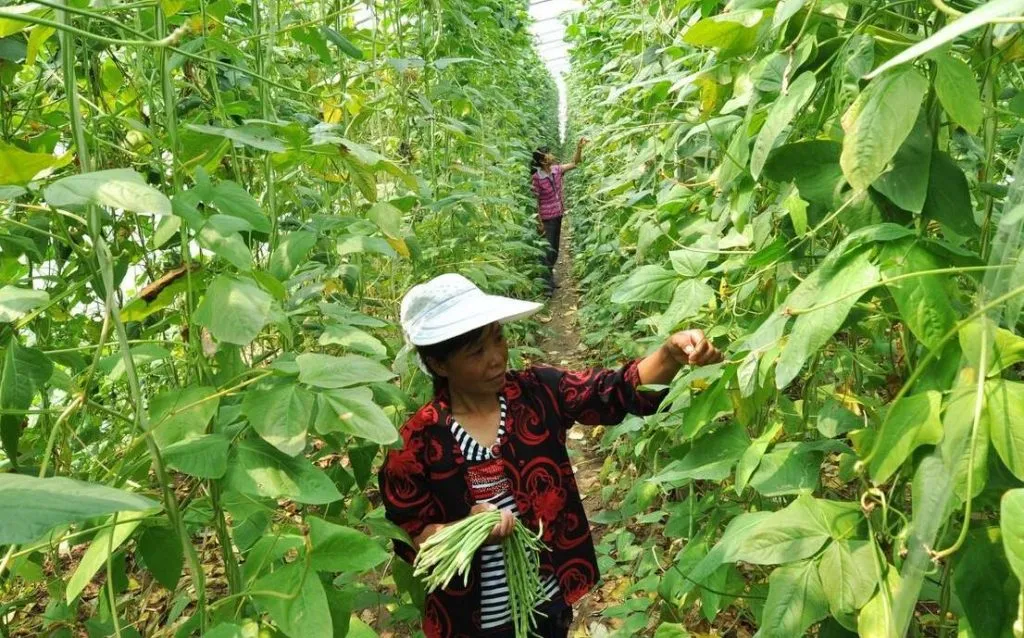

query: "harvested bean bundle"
(413, 510), (549, 638)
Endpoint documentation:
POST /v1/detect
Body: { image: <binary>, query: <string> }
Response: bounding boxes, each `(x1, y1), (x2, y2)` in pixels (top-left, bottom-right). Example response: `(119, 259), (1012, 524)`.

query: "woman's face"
(543, 151), (556, 166)
(430, 323), (508, 395)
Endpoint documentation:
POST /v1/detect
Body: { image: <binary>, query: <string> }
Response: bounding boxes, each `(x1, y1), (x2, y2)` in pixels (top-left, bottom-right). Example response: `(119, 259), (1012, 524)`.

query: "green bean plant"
(0, 0), (557, 636)
(564, 0), (1024, 636)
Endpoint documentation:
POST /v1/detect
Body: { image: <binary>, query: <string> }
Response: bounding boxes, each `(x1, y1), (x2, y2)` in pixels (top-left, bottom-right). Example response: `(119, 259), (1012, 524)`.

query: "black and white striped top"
(451, 395), (560, 630)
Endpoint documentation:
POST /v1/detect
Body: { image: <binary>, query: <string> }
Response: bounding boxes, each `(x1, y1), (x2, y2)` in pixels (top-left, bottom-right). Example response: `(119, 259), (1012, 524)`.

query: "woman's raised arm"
(560, 137), (588, 171)
(637, 329), (723, 386)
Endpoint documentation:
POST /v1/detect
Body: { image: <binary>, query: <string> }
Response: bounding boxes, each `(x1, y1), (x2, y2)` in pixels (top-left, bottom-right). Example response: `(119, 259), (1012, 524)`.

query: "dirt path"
(534, 229), (620, 638)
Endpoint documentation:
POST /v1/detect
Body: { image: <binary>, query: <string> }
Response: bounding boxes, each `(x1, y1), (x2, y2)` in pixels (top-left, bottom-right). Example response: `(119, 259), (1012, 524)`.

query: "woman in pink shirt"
(531, 138), (587, 294)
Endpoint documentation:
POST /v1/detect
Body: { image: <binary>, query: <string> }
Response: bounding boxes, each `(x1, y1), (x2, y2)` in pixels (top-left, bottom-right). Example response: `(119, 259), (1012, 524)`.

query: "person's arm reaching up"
(637, 329), (723, 386)
(560, 137), (588, 171)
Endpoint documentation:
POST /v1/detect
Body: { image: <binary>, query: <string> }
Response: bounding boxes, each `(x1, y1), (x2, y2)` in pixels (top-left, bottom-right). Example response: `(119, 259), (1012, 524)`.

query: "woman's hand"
(637, 329), (723, 386)
(472, 503), (515, 545)
(413, 503), (515, 550)
(577, 137), (589, 148)
(665, 329), (723, 366)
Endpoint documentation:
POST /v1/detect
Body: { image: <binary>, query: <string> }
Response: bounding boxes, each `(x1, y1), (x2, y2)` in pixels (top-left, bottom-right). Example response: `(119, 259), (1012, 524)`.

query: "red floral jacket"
(377, 361), (666, 638)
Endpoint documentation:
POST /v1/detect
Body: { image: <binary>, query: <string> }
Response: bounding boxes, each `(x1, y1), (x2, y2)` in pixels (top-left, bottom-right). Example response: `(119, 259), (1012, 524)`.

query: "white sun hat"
(400, 273), (543, 346)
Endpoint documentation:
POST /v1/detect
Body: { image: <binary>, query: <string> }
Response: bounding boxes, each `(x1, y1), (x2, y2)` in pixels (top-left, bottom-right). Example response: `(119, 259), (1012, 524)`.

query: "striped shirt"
(531, 165), (566, 220)
(451, 396), (560, 630)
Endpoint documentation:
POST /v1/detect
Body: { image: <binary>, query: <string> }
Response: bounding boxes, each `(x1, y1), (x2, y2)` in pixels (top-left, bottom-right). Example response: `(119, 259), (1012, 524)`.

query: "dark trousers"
(542, 216), (563, 291)
(487, 597), (573, 638)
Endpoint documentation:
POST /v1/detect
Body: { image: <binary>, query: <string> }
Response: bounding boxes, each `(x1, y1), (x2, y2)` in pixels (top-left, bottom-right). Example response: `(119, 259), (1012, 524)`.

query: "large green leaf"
(316, 387), (398, 445)
(776, 250), (880, 388)
(296, 353), (396, 389)
(817, 540), (878, 615)
(610, 266), (679, 304)
(148, 385), (219, 449)
(0, 339), (53, 462)
(44, 168), (171, 216)
(308, 516), (389, 573)
(717, 125), (751, 188)
(318, 324), (388, 359)
(186, 123), (287, 153)
(197, 217), (251, 272)
(204, 622), (260, 638)
(866, 391), (943, 484)
(725, 494), (831, 565)
(656, 279), (715, 334)
(346, 617), (380, 638)
(856, 564), (901, 637)
(242, 380), (314, 457)
(137, 524), (184, 590)
(0, 4), (50, 38)
(751, 72), (817, 179)
(679, 379), (732, 441)
(871, 117), (932, 214)
(735, 422), (782, 495)
(748, 442), (822, 496)
(211, 181), (272, 233)
(653, 623), (692, 638)
(0, 141), (64, 186)
(162, 433), (229, 479)
(198, 215), (253, 271)
(879, 241), (957, 351)
(959, 317), (1024, 375)
(66, 509), (149, 603)
(648, 423), (750, 485)
(252, 563), (332, 638)
(336, 235), (398, 258)
(840, 68), (928, 191)
(98, 344), (171, 382)
(682, 10), (767, 58)
(225, 438), (342, 505)
(669, 247), (712, 277)
(866, 0), (1024, 79)
(954, 526), (1021, 637)
(922, 152), (977, 237)
(986, 379), (1024, 481)
(685, 511), (774, 597)
(935, 54), (983, 133)
(941, 377), (990, 501)
(0, 474), (157, 544)
(757, 559), (830, 637)
(773, 0), (808, 28)
(367, 202), (403, 239)
(763, 140), (844, 207)
(269, 231), (317, 280)
(1001, 490), (1024, 584)
(194, 276), (274, 345)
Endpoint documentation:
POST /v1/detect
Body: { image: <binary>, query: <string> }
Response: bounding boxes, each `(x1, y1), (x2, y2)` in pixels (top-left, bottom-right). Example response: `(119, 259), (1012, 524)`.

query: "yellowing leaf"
(0, 4), (50, 38)
(385, 236), (410, 258)
(0, 142), (65, 186)
(26, 25), (55, 66)
(160, 0), (186, 17)
(322, 97), (344, 124)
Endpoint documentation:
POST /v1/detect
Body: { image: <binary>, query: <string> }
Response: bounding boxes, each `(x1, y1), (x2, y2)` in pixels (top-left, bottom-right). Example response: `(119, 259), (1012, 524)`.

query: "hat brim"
(408, 294), (543, 346)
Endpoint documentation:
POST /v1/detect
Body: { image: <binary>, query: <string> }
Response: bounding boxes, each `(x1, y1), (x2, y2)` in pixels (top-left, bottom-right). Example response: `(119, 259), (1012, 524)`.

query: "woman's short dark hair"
(415, 325), (487, 394)
(531, 146), (551, 174)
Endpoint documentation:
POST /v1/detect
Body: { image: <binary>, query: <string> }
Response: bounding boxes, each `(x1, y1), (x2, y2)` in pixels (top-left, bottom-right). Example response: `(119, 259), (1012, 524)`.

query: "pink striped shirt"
(532, 165), (566, 220)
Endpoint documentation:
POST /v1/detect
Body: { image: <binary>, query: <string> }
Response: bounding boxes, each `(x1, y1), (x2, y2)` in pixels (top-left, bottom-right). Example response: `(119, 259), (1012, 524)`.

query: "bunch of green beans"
(413, 510), (549, 638)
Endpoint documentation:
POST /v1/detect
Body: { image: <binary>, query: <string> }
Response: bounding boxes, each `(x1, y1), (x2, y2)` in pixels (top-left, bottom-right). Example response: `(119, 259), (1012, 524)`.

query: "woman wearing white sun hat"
(378, 273), (723, 638)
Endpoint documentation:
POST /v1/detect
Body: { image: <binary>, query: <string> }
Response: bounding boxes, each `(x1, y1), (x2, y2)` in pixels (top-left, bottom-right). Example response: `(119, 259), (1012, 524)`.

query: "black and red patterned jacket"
(378, 361), (666, 638)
